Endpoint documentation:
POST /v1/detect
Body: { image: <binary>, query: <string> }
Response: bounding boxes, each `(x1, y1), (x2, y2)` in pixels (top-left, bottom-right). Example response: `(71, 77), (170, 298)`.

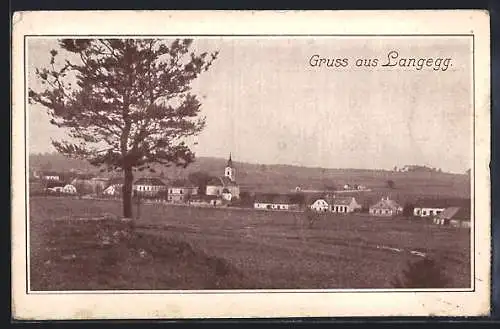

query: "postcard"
(11, 10), (491, 319)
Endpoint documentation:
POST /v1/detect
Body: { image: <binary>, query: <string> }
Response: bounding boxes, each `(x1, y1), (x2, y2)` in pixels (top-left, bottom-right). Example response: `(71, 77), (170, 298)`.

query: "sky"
(27, 36), (473, 173)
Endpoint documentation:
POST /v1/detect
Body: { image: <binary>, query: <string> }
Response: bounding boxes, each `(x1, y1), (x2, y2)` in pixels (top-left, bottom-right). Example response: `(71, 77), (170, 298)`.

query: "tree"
(402, 203), (414, 218)
(187, 171), (213, 195)
(238, 191), (254, 207)
(304, 207), (320, 229)
(323, 183), (337, 191)
(171, 178), (189, 187)
(386, 179), (395, 189)
(29, 39), (218, 218)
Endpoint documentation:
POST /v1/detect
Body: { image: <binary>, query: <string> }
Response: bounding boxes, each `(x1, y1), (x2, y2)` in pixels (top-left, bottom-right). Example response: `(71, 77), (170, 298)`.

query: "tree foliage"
(402, 203), (415, 217)
(187, 171), (214, 195)
(29, 38), (218, 217)
(392, 257), (449, 288)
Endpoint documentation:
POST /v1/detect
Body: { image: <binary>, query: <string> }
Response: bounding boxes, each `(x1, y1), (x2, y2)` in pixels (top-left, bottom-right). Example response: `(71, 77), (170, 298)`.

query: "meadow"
(29, 197), (471, 291)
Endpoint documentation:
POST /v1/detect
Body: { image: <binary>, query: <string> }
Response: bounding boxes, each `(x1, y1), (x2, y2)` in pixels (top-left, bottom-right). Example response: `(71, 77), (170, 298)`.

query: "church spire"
(225, 153), (235, 181)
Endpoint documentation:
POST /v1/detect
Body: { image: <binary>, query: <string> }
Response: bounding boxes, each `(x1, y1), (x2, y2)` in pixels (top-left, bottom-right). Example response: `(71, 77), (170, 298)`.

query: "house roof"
(75, 173), (95, 180)
(254, 193), (303, 205)
(370, 198), (401, 210)
(309, 196), (357, 206)
(107, 177), (124, 186)
(331, 196), (356, 206)
(41, 171), (61, 176)
(46, 181), (65, 188)
(415, 198), (470, 209)
(134, 177), (166, 186)
(170, 185), (198, 189)
(437, 207), (471, 220)
(190, 195), (220, 201)
(207, 176), (238, 187)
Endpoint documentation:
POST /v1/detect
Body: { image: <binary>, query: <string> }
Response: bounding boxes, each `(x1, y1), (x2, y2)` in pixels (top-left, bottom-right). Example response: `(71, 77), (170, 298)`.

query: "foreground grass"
(29, 197), (471, 290)
(30, 218), (255, 290)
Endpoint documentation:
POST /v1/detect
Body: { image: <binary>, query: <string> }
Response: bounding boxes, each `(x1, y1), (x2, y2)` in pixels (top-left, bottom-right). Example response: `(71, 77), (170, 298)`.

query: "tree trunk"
(122, 166), (134, 218)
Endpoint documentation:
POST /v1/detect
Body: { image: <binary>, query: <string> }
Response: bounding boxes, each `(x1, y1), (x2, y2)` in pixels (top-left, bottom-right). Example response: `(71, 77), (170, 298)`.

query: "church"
(205, 154), (240, 201)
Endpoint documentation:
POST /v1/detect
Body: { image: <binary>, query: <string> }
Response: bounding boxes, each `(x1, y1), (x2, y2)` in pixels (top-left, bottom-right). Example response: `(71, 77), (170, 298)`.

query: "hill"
(29, 153), (470, 200)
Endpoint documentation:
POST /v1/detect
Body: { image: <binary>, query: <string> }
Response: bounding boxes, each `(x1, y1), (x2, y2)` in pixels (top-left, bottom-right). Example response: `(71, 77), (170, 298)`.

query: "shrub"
(392, 257), (449, 288)
(304, 208), (320, 228)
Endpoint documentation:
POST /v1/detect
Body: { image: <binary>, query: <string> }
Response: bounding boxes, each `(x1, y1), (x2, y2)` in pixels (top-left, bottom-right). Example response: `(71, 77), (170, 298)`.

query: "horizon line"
(28, 152), (468, 176)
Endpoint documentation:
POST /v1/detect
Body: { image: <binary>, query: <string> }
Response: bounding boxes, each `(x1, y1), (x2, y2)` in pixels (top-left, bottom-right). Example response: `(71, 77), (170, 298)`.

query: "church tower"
(224, 153), (235, 181)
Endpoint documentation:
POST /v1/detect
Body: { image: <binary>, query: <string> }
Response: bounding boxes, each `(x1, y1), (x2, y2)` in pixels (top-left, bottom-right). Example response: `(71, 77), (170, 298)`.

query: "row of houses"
(30, 154), (241, 201)
(31, 156), (471, 227)
(256, 192), (470, 227)
(265, 194), (402, 217)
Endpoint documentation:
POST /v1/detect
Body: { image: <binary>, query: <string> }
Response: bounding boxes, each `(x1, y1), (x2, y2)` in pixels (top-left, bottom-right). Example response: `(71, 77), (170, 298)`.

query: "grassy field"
(29, 197), (471, 290)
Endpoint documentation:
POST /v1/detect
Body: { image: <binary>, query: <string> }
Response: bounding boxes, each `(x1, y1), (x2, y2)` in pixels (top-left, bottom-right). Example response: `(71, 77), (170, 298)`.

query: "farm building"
(90, 177), (110, 193)
(167, 185), (199, 203)
(70, 177), (110, 195)
(310, 196), (361, 213)
(369, 197), (403, 217)
(103, 184), (120, 196)
(254, 193), (303, 211)
(413, 198), (470, 217)
(310, 198), (330, 212)
(46, 181), (65, 193)
(433, 207), (471, 228)
(102, 178), (124, 196)
(206, 154), (240, 199)
(63, 184), (77, 194)
(39, 171), (61, 181)
(189, 195), (223, 207)
(331, 196), (362, 213)
(48, 186), (64, 193)
(133, 177), (167, 197)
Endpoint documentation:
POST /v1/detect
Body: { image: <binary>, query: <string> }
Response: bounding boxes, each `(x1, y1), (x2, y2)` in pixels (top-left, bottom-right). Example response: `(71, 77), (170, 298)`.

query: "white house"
(103, 184), (120, 196)
(331, 196), (362, 213)
(413, 198), (470, 217)
(310, 198), (330, 212)
(48, 186), (64, 193)
(167, 185), (199, 203)
(102, 177), (123, 196)
(189, 195), (223, 207)
(206, 154), (240, 199)
(45, 181), (65, 193)
(41, 171), (61, 181)
(254, 193), (302, 211)
(433, 206), (471, 228)
(310, 196), (362, 213)
(63, 184), (77, 194)
(369, 197), (403, 217)
(133, 177), (167, 197)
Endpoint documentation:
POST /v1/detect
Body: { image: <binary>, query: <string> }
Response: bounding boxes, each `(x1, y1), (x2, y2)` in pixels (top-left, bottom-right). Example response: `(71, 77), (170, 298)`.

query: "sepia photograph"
(12, 11), (490, 318)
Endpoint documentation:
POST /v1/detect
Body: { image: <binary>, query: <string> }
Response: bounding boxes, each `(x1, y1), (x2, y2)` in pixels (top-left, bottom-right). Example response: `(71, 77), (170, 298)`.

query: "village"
(21, 34), (478, 295)
(29, 153), (472, 229)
